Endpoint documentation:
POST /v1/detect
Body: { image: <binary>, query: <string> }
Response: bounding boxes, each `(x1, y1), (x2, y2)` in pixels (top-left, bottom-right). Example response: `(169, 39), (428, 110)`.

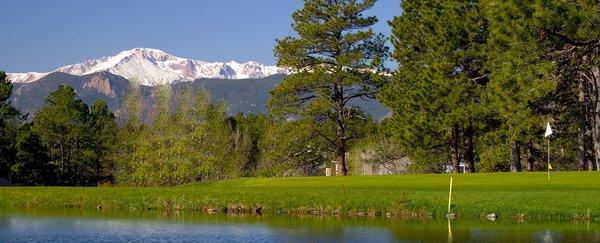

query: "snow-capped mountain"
(7, 72), (48, 83)
(8, 48), (288, 86)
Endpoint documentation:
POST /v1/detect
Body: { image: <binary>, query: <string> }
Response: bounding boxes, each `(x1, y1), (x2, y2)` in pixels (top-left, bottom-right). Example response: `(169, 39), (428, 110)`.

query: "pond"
(0, 208), (599, 242)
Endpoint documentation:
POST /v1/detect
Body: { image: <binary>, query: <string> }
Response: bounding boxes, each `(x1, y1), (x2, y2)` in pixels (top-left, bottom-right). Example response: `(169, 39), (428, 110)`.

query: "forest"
(0, 0), (599, 186)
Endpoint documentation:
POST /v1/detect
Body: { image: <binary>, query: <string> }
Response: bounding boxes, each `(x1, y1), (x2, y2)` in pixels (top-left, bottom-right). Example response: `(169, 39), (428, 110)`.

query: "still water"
(0, 208), (599, 242)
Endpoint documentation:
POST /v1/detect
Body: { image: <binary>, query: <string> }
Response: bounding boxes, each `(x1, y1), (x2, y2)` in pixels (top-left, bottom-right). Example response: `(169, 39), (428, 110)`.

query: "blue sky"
(1, 0), (401, 73)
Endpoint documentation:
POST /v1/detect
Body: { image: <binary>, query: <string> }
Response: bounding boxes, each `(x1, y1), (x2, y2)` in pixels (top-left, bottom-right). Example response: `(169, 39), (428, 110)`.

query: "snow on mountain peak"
(7, 48), (288, 86)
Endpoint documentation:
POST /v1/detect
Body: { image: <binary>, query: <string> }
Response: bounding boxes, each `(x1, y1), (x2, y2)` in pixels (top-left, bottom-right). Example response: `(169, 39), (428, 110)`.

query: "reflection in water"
(448, 219), (453, 243)
(533, 229), (561, 243)
(0, 209), (599, 242)
(542, 230), (554, 242)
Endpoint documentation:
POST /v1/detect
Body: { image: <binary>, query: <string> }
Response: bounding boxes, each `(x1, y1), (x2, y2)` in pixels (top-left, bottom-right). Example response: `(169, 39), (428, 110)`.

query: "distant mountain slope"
(10, 72), (389, 122)
(8, 48), (288, 86)
(11, 72), (131, 119)
(173, 74), (286, 115)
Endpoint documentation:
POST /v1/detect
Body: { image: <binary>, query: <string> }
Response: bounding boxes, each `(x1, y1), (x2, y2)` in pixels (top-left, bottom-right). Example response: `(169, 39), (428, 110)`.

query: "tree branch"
(546, 30), (600, 47)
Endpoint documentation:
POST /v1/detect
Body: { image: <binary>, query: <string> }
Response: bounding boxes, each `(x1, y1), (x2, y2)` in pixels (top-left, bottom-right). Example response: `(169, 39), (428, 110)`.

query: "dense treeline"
(0, 73), (340, 186)
(381, 0), (599, 173)
(0, 75), (117, 185)
(1, 0), (599, 186)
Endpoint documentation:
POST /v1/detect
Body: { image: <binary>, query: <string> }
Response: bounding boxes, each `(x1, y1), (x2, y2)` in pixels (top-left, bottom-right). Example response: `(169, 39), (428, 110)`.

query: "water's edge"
(1, 207), (600, 242)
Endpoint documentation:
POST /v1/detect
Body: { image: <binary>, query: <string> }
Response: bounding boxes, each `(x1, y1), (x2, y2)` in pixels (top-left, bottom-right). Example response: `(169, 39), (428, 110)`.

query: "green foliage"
(480, 0), (556, 170)
(230, 113), (269, 176)
(382, 0), (489, 171)
(4, 0), (600, 186)
(256, 117), (329, 176)
(124, 79), (143, 128)
(480, 0), (599, 171)
(88, 99), (118, 182)
(383, 0), (599, 172)
(0, 71), (22, 179)
(272, 0), (389, 175)
(116, 88), (245, 186)
(30, 85), (117, 185)
(11, 124), (52, 185)
(32, 85), (91, 185)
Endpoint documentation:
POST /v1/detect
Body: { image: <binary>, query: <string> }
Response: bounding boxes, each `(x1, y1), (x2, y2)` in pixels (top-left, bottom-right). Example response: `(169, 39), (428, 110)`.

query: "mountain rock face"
(11, 72), (131, 119)
(7, 48), (288, 86)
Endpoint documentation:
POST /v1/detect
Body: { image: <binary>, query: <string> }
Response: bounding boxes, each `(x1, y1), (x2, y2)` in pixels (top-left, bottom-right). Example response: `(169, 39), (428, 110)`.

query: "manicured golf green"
(1, 172), (599, 221)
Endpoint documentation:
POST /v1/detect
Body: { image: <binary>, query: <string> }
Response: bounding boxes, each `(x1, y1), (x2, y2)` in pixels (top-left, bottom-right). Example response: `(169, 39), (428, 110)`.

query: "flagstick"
(448, 177), (453, 213)
(545, 121), (552, 180)
(547, 137), (550, 180)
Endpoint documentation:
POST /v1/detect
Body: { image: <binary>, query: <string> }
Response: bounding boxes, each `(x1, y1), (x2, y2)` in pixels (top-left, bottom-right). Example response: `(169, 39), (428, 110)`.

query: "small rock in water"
(445, 213), (457, 219)
(386, 212), (392, 218)
(486, 213), (498, 221)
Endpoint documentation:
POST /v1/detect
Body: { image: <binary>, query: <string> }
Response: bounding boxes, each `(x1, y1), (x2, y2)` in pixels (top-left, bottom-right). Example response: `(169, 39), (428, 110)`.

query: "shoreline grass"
(1, 172), (599, 221)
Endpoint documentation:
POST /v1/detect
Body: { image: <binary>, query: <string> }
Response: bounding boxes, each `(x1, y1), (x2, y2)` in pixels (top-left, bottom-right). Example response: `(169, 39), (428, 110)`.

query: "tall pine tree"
(0, 71), (22, 181)
(382, 0), (489, 172)
(271, 0), (388, 175)
(483, 0), (600, 171)
(32, 85), (92, 185)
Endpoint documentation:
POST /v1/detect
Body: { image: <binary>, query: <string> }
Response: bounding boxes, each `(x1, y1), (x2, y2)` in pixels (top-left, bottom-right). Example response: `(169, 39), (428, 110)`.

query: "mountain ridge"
(9, 71), (389, 122)
(7, 48), (288, 86)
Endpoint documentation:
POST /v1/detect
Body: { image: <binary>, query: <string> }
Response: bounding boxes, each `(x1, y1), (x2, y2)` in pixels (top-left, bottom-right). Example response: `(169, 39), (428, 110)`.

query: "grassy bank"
(1, 172), (599, 221)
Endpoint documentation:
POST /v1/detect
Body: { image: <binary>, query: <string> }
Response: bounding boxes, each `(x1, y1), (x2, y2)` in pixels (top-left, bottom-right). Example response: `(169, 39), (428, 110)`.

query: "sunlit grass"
(1, 172), (599, 221)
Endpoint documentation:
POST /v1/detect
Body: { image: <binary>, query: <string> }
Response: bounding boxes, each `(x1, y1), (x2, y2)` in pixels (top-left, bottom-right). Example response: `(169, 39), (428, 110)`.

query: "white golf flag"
(545, 122), (553, 137)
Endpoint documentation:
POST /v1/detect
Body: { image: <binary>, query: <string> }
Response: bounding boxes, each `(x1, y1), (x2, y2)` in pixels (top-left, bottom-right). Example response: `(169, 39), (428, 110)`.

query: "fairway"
(1, 172), (599, 221)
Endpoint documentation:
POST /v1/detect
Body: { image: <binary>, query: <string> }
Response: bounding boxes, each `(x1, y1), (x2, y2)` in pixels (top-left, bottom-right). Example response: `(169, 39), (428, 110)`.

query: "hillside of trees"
(1, 0), (599, 186)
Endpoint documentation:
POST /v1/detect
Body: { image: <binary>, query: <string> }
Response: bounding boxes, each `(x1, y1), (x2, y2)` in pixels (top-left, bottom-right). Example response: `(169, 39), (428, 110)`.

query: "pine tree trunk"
(585, 134), (595, 172)
(595, 68), (600, 171)
(462, 125), (475, 173)
(510, 141), (521, 172)
(582, 123), (595, 171)
(590, 63), (600, 171)
(335, 83), (347, 176)
(335, 128), (347, 176)
(577, 75), (596, 171)
(578, 129), (587, 171)
(586, 80), (598, 171)
(526, 140), (535, 171)
(577, 74), (585, 170)
(450, 124), (460, 173)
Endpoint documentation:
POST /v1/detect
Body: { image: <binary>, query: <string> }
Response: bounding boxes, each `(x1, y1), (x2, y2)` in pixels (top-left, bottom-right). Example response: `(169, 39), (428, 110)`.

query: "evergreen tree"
(257, 117), (329, 176)
(382, 0), (489, 172)
(483, 0), (600, 171)
(535, 0), (600, 171)
(232, 113), (270, 176)
(0, 71), (22, 181)
(271, 0), (388, 175)
(32, 85), (92, 185)
(11, 124), (52, 185)
(88, 99), (118, 183)
(481, 0), (555, 171)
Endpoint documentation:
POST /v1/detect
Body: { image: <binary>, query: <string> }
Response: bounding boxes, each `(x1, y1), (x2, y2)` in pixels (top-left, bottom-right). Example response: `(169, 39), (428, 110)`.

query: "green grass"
(1, 172), (599, 221)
